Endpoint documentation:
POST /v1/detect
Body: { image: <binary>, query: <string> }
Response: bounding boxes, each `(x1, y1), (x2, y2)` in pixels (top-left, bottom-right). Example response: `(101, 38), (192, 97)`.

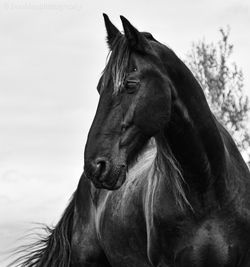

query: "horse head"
(84, 15), (173, 189)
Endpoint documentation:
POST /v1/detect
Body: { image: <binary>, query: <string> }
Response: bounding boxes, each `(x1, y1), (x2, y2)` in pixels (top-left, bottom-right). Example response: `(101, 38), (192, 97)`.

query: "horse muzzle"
(84, 157), (127, 190)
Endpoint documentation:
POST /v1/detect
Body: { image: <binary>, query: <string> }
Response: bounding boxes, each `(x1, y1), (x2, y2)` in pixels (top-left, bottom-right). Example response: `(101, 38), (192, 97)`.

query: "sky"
(0, 0), (250, 264)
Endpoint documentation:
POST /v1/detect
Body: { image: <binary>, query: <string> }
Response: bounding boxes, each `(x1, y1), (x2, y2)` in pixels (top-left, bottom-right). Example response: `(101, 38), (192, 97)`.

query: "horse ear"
(120, 15), (152, 53)
(103, 13), (121, 49)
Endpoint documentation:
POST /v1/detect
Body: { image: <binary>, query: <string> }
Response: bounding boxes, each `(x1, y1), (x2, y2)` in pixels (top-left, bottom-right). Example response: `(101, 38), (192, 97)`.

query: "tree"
(186, 27), (250, 166)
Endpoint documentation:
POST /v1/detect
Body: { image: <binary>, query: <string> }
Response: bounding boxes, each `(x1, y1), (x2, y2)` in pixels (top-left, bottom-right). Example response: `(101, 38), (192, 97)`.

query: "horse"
(10, 14), (250, 267)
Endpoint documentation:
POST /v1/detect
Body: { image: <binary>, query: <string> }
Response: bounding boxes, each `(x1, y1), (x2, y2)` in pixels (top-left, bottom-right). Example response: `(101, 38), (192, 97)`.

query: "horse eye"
(124, 79), (139, 94)
(133, 67), (137, 72)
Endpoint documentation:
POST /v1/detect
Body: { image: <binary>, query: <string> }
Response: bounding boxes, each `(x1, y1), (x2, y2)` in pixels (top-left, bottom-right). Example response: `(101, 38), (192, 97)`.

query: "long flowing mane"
(154, 134), (192, 210)
(8, 195), (75, 267)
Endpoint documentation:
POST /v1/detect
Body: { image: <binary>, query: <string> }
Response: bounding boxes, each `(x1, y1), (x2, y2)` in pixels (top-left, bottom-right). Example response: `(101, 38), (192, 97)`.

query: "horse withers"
(10, 15), (250, 267)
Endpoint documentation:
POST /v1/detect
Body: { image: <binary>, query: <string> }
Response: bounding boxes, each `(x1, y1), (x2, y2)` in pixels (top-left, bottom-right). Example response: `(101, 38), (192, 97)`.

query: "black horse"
(10, 15), (250, 267)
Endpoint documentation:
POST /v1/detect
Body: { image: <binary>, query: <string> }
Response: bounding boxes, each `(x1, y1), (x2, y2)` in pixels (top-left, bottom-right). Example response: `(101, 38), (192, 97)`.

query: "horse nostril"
(95, 158), (109, 182)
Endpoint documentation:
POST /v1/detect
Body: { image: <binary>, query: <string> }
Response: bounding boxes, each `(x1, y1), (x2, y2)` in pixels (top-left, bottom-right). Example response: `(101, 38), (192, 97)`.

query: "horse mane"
(8, 194), (75, 267)
(154, 133), (193, 211)
(128, 136), (192, 211)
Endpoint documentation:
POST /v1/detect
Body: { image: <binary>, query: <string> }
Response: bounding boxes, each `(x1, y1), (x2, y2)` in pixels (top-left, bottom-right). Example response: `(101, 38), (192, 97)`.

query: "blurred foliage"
(186, 27), (250, 166)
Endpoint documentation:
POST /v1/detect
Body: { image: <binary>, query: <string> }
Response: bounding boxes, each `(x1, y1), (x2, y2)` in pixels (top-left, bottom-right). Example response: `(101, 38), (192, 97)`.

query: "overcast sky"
(0, 0), (250, 264)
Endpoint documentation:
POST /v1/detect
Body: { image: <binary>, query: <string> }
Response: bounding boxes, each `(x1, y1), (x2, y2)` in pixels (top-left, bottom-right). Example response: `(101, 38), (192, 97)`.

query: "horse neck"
(164, 55), (227, 199)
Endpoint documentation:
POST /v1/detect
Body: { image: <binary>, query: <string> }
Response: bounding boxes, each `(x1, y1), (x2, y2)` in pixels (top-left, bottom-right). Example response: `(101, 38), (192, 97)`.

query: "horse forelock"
(102, 34), (130, 94)
(100, 31), (162, 95)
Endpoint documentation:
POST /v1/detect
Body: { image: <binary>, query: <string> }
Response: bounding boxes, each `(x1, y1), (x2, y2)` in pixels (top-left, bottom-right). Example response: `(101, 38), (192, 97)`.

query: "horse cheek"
(134, 93), (170, 135)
